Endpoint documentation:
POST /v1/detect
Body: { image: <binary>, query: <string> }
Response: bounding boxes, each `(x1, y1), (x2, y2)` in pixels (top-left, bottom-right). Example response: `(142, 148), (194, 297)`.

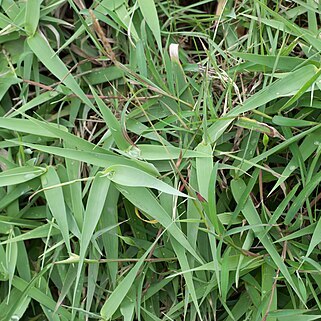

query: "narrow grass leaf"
(0, 224), (60, 245)
(206, 65), (318, 143)
(231, 178), (303, 302)
(171, 237), (202, 320)
(237, 124), (321, 176)
(41, 166), (71, 254)
(27, 31), (98, 113)
(91, 88), (131, 151)
(285, 170), (321, 224)
(100, 231), (165, 320)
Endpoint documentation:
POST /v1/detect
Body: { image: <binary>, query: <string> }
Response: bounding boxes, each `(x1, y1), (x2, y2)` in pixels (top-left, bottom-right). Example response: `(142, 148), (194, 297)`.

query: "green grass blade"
(0, 166), (45, 187)
(137, 0), (162, 51)
(102, 164), (190, 197)
(206, 65), (319, 143)
(27, 32), (98, 113)
(24, 0), (41, 36)
(41, 166), (71, 254)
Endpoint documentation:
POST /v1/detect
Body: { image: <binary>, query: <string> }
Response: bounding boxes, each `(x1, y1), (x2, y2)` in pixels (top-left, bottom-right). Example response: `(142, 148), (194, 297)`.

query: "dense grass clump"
(2, 0), (321, 320)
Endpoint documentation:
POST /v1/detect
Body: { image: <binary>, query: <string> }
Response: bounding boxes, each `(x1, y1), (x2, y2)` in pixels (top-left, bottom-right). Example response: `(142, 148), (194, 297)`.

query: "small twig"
(23, 79), (55, 91)
(29, 177), (94, 201)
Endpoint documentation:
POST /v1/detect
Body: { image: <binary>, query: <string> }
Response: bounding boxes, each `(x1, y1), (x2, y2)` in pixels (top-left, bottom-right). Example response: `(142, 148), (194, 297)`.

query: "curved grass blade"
(102, 164), (190, 198)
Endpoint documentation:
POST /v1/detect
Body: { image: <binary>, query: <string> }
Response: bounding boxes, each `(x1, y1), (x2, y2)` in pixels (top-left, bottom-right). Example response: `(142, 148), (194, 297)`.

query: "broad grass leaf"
(99, 185), (119, 288)
(232, 52), (318, 71)
(306, 213), (321, 257)
(221, 248), (232, 302)
(64, 141), (84, 230)
(0, 78), (21, 101)
(120, 286), (135, 321)
(0, 166), (46, 187)
(8, 91), (60, 118)
(272, 115), (317, 127)
(169, 43), (194, 104)
(225, 292), (251, 321)
(84, 65), (124, 85)
(0, 117), (64, 138)
(79, 175), (110, 262)
(268, 310), (321, 320)
(25, 0), (41, 36)
(2, 265), (52, 321)
(196, 142), (213, 200)
(102, 164), (190, 197)
(0, 215), (41, 229)
(10, 141), (159, 176)
(137, 0), (162, 50)
(262, 263), (277, 321)
(94, 0), (139, 41)
(55, 264), (77, 313)
(277, 224), (316, 242)
(6, 231), (18, 300)
(136, 144), (209, 160)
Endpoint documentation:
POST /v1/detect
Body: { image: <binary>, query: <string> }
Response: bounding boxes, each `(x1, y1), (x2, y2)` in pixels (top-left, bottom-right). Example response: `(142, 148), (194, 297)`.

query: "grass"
(1, 0), (321, 320)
